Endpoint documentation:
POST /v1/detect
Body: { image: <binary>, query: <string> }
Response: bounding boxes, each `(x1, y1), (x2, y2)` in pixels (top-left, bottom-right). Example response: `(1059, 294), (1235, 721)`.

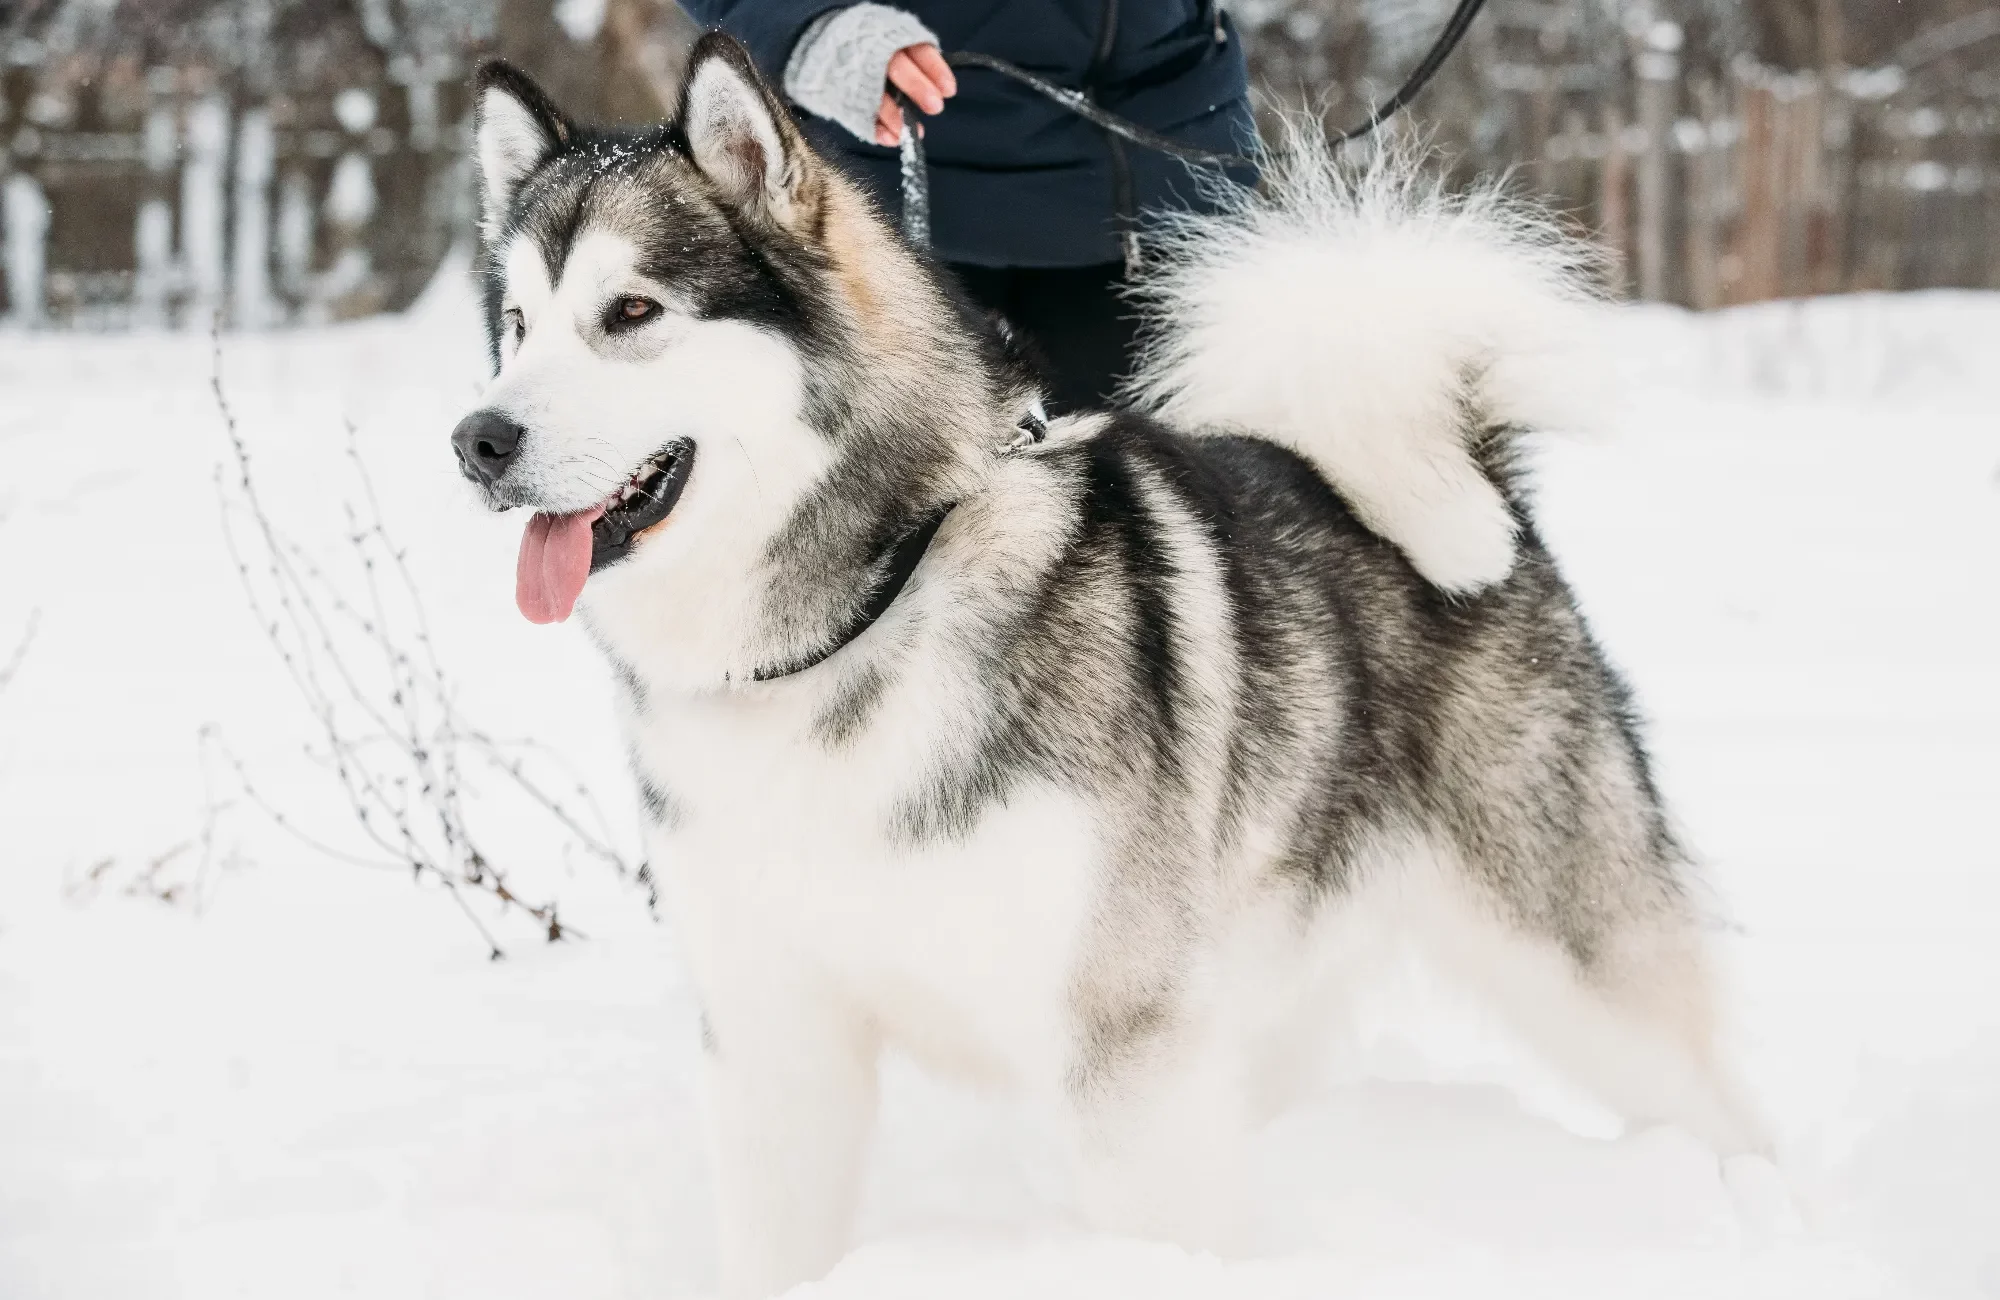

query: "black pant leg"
(946, 261), (1135, 415)
(1005, 262), (1137, 414)
(950, 264), (1017, 320)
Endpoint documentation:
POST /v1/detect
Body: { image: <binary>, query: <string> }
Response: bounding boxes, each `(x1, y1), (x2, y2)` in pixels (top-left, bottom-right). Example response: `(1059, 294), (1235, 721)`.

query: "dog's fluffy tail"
(1125, 133), (1606, 594)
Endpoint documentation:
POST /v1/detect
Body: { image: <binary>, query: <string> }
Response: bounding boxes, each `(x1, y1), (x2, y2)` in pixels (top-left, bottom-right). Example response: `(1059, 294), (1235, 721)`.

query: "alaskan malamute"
(452, 34), (1766, 1297)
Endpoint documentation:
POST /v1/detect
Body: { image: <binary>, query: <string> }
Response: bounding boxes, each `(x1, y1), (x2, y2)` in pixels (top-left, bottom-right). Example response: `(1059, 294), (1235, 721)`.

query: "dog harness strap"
(751, 502), (955, 682)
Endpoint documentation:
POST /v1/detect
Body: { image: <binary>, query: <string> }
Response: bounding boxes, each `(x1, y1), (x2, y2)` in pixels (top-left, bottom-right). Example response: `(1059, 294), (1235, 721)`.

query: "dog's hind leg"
(1067, 1014), (1254, 1256)
(1407, 863), (1770, 1158)
(1434, 898), (1808, 1240)
(1505, 922), (1768, 1157)
(1065, 912), (1255, 1255)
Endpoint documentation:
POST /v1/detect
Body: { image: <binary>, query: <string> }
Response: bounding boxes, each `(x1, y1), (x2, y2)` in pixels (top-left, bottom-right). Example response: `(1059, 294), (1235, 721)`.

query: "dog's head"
(453, 35), (1018, 684)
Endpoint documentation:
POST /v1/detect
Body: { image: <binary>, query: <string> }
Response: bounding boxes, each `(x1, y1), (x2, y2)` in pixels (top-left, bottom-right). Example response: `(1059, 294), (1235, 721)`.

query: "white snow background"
(1, 272), (1997, 1299)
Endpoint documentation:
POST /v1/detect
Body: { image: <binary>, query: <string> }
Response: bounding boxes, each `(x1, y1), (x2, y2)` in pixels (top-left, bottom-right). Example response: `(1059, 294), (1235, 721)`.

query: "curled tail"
(1126, 134), (1606, 593)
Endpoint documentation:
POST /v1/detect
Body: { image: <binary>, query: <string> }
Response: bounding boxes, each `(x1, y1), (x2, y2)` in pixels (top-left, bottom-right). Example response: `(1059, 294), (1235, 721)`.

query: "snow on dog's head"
(451, 35), (1000, 687)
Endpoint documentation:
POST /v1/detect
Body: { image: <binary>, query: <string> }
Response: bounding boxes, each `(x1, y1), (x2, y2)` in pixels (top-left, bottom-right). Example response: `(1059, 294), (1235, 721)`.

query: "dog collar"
(747, 407), (1045, 683)
(750, 502), (955, 682)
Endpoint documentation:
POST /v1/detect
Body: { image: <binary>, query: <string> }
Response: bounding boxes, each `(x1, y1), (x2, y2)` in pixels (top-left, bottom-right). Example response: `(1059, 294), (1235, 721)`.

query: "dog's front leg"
(702, 983), (879, 1300)
(1069, 1019), (1252, 1256)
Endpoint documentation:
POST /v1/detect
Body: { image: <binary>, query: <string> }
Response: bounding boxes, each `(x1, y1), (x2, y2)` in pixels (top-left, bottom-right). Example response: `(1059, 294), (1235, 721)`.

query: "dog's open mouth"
(516, 439), (695, 625)
(591, 439), (696, 572)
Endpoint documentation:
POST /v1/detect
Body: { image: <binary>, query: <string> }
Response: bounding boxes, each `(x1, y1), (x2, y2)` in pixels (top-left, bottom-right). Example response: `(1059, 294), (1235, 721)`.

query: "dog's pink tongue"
(515, 507), (603, 625)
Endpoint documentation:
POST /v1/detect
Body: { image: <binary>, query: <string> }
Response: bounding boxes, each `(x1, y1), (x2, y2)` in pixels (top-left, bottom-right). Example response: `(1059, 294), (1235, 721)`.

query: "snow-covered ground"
(1, 280), (1996, 1299)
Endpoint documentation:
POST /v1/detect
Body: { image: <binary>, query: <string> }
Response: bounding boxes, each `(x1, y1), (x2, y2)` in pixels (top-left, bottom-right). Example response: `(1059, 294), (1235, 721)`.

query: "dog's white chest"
(636, 688), (1100, 1090)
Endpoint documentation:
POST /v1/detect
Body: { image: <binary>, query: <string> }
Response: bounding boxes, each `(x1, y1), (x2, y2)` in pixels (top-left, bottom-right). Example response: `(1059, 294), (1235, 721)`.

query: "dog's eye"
(503, 307), (525, 343)
(609, 296), (661, 329)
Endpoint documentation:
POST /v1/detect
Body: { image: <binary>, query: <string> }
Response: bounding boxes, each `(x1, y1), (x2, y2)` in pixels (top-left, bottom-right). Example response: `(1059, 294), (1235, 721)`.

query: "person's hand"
(873, 43), (956, 146)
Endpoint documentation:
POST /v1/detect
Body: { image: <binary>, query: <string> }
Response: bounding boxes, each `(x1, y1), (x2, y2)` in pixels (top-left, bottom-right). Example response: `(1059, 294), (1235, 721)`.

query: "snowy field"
(2, 277), (1997, 1299)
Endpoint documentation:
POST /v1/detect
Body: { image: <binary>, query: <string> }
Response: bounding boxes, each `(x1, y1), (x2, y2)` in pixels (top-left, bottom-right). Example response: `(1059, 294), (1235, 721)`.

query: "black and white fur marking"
(455, 36), (1767, 1299)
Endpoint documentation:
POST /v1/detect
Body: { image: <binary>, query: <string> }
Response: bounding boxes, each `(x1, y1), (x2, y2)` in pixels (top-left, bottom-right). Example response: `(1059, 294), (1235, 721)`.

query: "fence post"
(2, 172), (50, 327)
(1793, 76), (1829, 297)
(232, 107), (276, 327)
(1737, 69), (1781, 303)
(1635, 22), (1681, 302)
(1773, 76), (1816, 297)
(1821, 76), (1854, 294)
(276, 167), (314, 308)
(133, 67), (179, 327)
(180, 93), (230, 326)
(323, 87), (380, 316)
(1683, 78), (1721, 310)
(1600, 101), (1632, 296)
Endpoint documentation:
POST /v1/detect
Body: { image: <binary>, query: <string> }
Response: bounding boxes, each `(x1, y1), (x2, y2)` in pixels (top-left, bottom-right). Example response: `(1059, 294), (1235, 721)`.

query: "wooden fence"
(1249, 3), (2000, 308)
(1504, 55), (2000, 306)
(2, 4), (1996, 327)
(0, 58), (472, 329)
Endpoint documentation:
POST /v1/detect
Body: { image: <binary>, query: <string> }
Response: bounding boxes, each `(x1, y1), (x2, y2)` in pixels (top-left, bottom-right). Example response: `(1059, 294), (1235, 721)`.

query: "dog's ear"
(678, 33), (820, 230)
(473, 60), (573, 235)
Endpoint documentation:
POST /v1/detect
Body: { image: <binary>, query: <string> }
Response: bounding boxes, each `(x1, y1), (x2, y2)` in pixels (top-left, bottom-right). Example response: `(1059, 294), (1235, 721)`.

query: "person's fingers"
(874, 103), (924, 145)
(886, 49), (946, 115)
(908, 44), (957, 99)
(875, 93), (901, 147)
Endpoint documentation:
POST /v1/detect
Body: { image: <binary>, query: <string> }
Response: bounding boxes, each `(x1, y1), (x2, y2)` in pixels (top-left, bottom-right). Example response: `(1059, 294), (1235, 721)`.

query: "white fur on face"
(475, 87), (560, 237)
(478, 228), (832, 685)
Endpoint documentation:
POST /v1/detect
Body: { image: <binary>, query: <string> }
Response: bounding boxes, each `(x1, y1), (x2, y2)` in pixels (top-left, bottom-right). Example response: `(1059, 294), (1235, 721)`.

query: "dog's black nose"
(451, 410), (525, 488)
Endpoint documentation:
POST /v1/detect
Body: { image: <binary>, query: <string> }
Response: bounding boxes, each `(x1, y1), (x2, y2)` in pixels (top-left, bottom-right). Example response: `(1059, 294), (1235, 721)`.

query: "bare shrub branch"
(207, 329), (640, 957)
(0, 608), (36, 697)
(0, 501), (36, 699)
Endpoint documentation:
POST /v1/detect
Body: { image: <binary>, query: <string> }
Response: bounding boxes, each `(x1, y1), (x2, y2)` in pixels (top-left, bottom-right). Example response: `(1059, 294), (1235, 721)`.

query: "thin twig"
(0, 608), (38, 696)
(206, 328), (640, 956)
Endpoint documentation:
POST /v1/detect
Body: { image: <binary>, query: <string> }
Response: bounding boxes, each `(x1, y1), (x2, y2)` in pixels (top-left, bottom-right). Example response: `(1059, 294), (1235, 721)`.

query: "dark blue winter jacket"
(679, 0), (1256, 267)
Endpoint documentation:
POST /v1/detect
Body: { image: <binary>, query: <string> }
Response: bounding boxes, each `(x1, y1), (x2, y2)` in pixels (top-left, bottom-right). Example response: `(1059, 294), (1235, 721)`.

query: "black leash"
(893, 0), (1492, 246)
(1327, 0), (1493, 147)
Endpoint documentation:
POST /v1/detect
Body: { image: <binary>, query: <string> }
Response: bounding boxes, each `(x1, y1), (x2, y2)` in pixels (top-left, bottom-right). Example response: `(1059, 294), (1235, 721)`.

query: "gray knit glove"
(784, 4), (938, 143)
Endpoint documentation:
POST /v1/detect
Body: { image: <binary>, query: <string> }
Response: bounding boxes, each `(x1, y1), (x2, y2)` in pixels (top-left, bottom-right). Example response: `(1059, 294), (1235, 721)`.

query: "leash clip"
(1004, 400), (1050, 454)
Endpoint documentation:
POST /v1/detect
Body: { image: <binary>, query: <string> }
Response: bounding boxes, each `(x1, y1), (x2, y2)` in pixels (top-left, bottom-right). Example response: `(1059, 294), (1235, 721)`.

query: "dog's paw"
(1723, 1152), (1809, 1248)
